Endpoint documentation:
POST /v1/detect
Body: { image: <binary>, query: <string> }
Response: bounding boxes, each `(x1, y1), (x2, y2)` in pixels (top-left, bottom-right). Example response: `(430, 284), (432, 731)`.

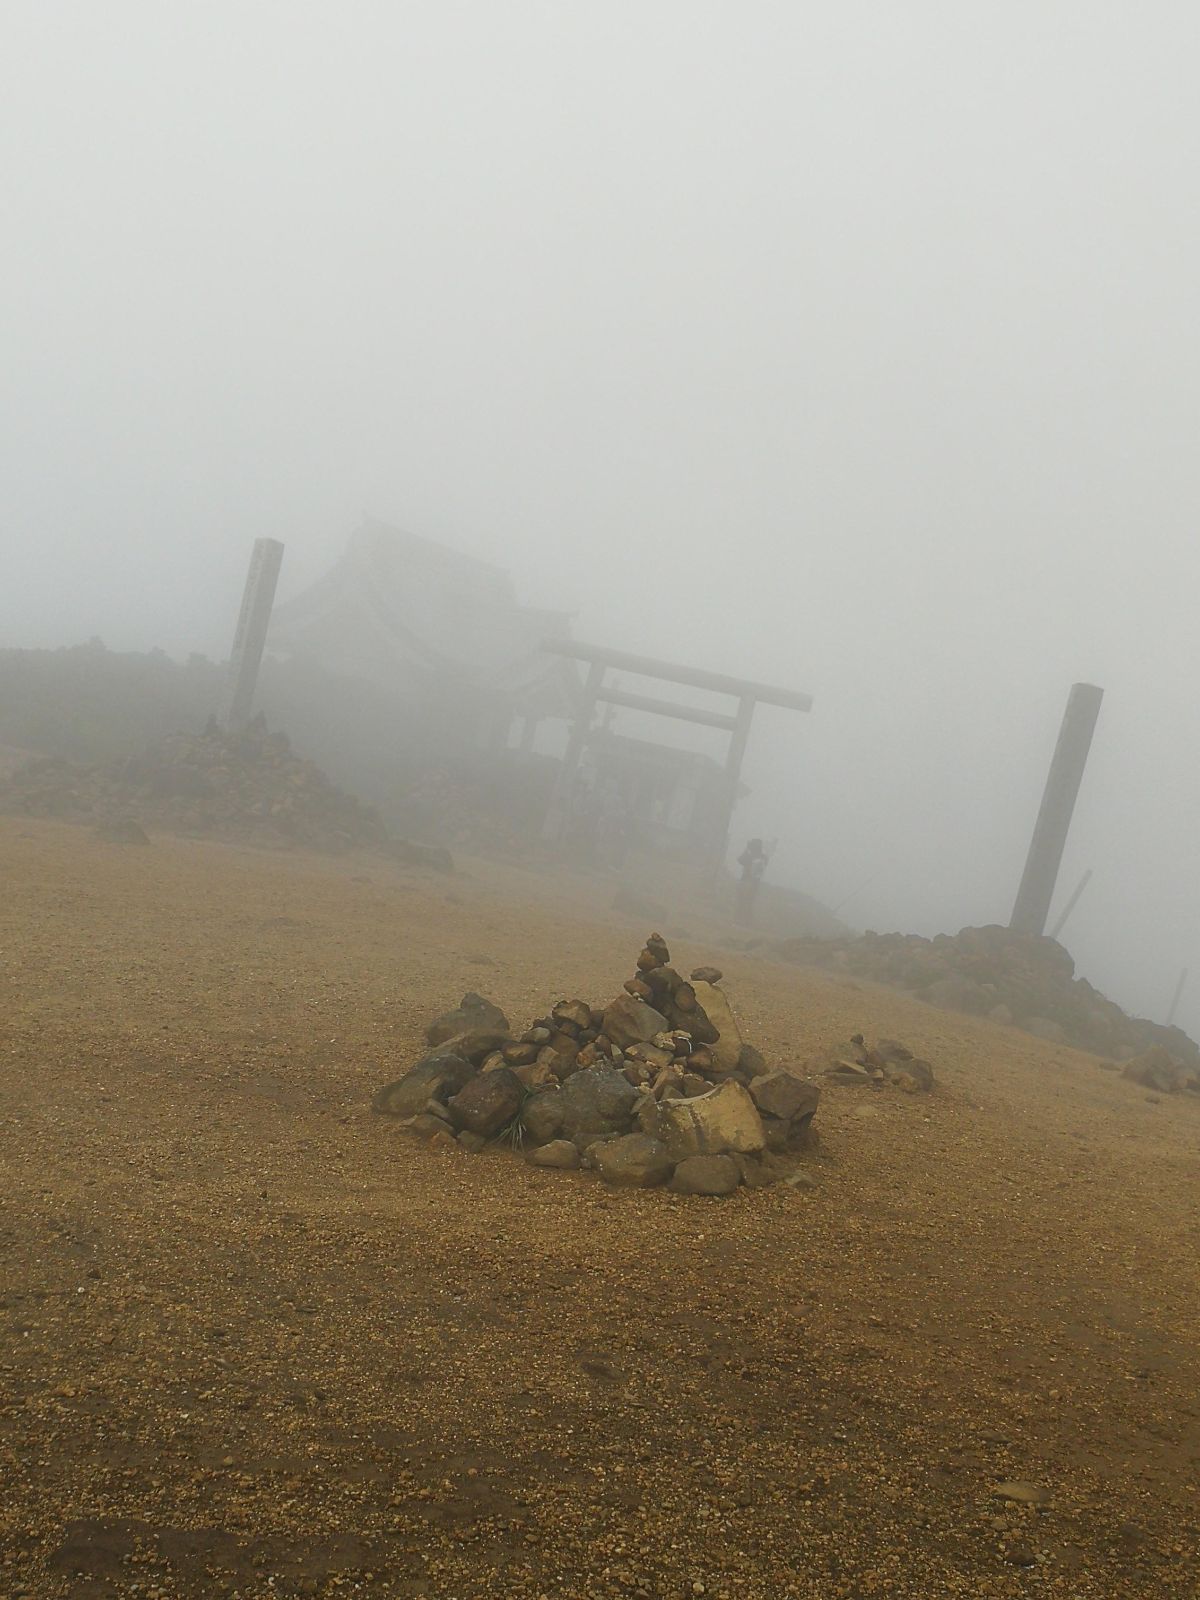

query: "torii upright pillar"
(220, 538), (285, 732)
(1010, 682), (1104, 938)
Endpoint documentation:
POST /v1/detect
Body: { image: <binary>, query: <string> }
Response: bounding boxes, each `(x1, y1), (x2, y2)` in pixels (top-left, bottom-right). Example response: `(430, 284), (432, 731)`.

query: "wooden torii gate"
(540, 639), (812, 871)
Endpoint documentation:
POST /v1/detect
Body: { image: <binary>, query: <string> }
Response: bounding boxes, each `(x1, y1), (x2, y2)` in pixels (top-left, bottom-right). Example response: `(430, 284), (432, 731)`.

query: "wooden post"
(1167, 968), (1188, 1027)
(541, 661), (604, 841)
(1010, 683), (1104, 937)
(1049, 867), (1093, 943)
(711, 695), (756, 874)
(220, 538), (285, 732)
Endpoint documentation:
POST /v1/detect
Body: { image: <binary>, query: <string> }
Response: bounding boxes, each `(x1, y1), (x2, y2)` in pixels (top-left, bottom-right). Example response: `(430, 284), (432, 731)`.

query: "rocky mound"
(778, 922), (1199, 1068)
(0, 718), (444, 860)
(374, 936), (823, 1194)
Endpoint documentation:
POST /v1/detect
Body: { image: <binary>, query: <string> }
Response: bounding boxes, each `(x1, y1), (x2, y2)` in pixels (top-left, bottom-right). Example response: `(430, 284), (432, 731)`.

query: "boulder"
(1122, 1047), (1188, 1094)
(552, 999), (593, 1030)
(748, 1071), (820, 1126)
(520, 1088), (565, 1145)
(527, 1139), (581, 1170)
(670, 1154), (741, 1196)
(557, 1065), (639, 1145)
(690, 981), (744, 1072)
(602, 993), (669, 1051)
(447, 1068), (523, 1138)
(406, 1111), (452, 1142)
(592, 1134), (673, 1188)
(437, 1028), (513, 1067)
(654, 1080), (765, 1160)
(427, 993), (510, 1047)
(372, 1052), (474, 1117)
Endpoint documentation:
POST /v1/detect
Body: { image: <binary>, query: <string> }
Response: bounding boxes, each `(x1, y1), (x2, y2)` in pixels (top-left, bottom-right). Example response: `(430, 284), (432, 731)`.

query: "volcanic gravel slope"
(0, 817), (1197, 1600)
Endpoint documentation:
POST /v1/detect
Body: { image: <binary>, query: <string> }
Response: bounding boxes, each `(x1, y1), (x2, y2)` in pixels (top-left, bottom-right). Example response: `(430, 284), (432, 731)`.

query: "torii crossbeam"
(540, 639), (813, 870)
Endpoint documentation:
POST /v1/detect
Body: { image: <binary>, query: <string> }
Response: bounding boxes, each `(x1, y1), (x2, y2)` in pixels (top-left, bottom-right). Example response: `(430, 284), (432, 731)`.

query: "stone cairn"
(373, 935), (821, 1195)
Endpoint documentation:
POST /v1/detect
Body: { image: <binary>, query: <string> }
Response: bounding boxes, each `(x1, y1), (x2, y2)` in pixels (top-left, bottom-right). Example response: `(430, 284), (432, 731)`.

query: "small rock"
(994, 1481), (1050, 1506)
(602, 993), (670, 1051)
(526, 1139), (580, 1170)
(748, 1070), (820, 1126)
(784, 1170), (819, 1190)
(592, 1133), (673, 1188)
(372, 1052), (474, 1117)
(406, 1112), (451, 1141)
(670, 1154), (741, 1195)
(456, 1130), (487, 1153)
(426, 993), (510, 1047)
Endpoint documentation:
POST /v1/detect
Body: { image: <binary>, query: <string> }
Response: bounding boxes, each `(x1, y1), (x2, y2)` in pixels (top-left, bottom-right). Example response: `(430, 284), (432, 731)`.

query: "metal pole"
(1167, 968), (1188, 1027)
(1010, 683), (1104, 937)
(1048, 867), (1093, 943)
(220, 538), (285, 732)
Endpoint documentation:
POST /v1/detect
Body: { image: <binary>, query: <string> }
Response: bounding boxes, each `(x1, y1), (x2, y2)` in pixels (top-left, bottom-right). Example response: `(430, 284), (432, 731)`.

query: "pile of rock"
(814, 1035), (935, 1093)
(0, 718), (448, 864)
(373, 936), (822, 1195)
(777, 922), (1200, 1068)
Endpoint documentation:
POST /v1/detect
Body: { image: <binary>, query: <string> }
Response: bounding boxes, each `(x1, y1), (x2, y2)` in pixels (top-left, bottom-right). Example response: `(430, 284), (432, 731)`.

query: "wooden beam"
(1011, 683), (1104, 937)
(221, 538), (285, 732)
(595, 686), (739, 732)
(542, 639), (812, 714)
(711, 695), (756, 872)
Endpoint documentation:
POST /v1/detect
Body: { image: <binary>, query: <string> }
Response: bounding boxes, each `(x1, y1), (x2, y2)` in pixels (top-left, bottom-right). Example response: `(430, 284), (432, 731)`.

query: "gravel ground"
(1, 817), (1197, 1599)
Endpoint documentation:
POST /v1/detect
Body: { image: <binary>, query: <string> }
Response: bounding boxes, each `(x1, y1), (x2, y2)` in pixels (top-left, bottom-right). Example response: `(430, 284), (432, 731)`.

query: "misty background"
(3, 3), (1198, 1035)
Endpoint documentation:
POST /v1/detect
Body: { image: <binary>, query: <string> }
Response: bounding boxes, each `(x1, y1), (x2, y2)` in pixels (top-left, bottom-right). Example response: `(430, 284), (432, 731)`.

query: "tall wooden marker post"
(539, 639), (812, 875)
(1010, 682), (1104, 938)
(220, 538), (285, 732)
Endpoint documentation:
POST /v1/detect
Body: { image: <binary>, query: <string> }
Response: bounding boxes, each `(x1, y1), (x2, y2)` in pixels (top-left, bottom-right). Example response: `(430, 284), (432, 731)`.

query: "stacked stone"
(373, 936), (822, 1195)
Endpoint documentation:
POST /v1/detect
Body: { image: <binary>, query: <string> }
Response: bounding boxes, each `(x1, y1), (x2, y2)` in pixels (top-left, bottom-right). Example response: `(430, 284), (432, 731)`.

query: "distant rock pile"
(778, 923), (1199, 1067)
(374, 936), (822, 1194)
(1121, 1046), (1200, 1095)
(0, 718), (447, 862)
(814, 1034), (935, 1093)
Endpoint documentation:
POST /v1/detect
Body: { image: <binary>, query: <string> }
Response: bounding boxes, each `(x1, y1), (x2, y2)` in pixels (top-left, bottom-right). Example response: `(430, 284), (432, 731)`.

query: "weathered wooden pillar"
(220, 538), (285, 731)
(1010, 683), (1104, 937)
(710, 695), (756, 873)
(541, 661), (603, 842)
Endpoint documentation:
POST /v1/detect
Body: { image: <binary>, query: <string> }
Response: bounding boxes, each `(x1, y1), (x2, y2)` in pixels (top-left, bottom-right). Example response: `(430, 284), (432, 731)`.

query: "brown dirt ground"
(1, 816), (1197, 1600)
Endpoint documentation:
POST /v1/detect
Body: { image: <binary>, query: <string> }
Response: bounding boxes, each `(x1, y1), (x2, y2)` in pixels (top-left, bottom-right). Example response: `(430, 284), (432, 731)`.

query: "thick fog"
(3, 3), (1199, 1034)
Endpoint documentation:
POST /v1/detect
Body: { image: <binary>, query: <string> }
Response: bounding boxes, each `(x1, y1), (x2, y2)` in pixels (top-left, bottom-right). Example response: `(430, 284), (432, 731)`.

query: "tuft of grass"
(490, 1087), (533, 1151)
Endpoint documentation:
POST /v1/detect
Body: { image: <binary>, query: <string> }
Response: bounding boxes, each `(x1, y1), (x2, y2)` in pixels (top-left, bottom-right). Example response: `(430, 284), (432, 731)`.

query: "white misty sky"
(2, 2), (1199, 1032)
